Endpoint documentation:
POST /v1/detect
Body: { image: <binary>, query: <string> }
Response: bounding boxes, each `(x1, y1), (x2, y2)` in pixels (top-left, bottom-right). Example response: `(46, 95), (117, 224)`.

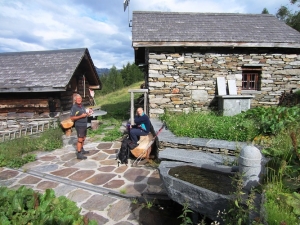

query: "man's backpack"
(116, 137), (137, 166)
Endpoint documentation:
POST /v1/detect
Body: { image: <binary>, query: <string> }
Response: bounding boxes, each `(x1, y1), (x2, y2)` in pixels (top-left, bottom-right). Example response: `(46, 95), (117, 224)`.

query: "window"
(242, 66), (261, 91)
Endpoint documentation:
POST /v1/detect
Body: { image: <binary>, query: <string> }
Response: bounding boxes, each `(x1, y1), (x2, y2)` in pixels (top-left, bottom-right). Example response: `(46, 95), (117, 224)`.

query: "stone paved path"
(0, 133), (172, 225)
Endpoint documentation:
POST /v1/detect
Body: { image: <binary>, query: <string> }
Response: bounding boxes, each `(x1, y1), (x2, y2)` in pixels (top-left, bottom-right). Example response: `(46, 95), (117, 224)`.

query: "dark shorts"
(75, 126), (87, 138)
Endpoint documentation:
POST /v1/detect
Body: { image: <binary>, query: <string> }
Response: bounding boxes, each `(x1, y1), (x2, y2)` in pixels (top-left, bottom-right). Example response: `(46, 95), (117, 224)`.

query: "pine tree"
(276, 0), (300, 32)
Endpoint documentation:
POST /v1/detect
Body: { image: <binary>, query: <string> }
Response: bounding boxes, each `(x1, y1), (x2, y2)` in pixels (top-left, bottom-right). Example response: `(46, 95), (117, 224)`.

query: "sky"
(0, 0), (298, 69)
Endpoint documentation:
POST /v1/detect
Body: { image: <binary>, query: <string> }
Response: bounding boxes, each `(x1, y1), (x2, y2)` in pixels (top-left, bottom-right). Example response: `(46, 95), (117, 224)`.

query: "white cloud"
(0, 0), (296, 68)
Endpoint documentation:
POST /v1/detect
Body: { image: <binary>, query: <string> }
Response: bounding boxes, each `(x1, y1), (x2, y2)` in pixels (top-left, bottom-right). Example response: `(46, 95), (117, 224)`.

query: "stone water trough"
(158, 146), (264, 222)
(159, 161), (235, 222)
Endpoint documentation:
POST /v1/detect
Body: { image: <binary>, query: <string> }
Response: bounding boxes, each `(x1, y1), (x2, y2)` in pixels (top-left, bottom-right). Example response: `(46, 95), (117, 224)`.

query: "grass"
(119, 188), (127, 194)
(0, 126), (63, 168)
(263, 183), (299, 225)
(95, 82), (142, 121)
(160, 110), (259, 142)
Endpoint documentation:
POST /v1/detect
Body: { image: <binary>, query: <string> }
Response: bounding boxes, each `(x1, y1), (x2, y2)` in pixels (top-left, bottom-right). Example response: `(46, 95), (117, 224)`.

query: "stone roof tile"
(0, 48), (100, 92)
(132, 12), (300, 46)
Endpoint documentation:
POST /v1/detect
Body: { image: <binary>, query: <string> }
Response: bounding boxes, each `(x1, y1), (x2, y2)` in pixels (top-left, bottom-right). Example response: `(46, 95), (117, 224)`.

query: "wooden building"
(0, 48), (101, 117)
(132, 12), (300, 117)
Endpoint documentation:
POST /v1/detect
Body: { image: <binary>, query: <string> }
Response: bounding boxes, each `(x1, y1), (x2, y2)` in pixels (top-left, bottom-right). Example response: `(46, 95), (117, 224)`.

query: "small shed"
(132, 12), (300, 118)
(0, 48), (101, 117)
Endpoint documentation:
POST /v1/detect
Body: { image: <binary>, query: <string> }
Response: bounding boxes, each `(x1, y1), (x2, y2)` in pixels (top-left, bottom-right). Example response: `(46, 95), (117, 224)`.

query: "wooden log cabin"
(0, 48), (102, 118)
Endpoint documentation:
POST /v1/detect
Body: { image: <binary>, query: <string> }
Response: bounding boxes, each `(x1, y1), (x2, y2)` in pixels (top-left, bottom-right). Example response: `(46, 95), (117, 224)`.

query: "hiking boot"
(130, 143), (139, 149)
(76, 151), (87, 160)
(81, 148), (89, 154)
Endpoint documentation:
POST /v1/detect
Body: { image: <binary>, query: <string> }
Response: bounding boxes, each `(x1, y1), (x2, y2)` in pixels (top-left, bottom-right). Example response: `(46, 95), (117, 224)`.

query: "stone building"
(132, 12), (300, 118)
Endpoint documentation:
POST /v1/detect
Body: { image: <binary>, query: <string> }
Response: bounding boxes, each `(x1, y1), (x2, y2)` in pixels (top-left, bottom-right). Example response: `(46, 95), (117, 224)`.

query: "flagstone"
(0, 170), (19, 180)
(68, 170), (95, 181)
(86, 173), (116, 185)
(19, 175), (42, 184)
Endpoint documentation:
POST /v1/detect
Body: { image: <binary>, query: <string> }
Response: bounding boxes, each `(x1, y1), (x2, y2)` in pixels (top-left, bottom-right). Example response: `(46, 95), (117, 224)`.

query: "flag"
(123, 0), (130, 12)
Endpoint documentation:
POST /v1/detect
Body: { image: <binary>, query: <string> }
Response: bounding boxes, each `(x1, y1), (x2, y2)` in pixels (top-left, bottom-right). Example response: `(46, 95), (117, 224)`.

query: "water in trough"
(169, 165), (236, 195)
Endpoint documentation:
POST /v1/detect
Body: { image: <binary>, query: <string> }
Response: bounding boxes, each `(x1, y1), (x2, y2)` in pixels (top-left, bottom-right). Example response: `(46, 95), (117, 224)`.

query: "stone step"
(150, 118), (253, 153)
(159, 147), (236, 166)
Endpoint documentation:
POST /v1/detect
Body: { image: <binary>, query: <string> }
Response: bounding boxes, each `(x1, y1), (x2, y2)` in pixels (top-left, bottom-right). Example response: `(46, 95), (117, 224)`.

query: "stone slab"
(158, 148), (236, 165)
(217, 77), (227, 95)
(228, 80), (237, 95)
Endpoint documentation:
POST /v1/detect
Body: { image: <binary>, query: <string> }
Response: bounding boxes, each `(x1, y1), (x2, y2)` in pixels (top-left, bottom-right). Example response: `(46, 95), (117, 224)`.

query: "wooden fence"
(0, 119), (58, 142)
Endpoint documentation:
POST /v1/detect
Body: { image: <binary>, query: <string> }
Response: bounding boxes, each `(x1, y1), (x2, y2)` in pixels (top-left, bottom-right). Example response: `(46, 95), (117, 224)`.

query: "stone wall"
(147, 47), (300, 118)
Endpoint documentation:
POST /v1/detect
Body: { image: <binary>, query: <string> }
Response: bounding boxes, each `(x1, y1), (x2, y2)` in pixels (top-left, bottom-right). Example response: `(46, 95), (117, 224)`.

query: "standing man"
(129, 107), (150, 146)
(70, 94), (90, 160)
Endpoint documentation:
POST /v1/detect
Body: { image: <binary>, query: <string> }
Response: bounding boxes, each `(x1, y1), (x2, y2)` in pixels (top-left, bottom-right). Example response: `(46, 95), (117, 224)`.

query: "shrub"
(0, 186), (97, 225)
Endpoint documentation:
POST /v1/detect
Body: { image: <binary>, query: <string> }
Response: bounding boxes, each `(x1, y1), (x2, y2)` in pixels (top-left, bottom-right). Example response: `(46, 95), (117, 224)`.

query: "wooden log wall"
(0, 93), (60, 117)
(0, 95), (56, 117)
(0, 76), (95, 117)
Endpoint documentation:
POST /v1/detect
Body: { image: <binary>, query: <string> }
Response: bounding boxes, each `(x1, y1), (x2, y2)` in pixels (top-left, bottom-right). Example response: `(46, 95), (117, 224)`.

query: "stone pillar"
(238, 146), (262, 191)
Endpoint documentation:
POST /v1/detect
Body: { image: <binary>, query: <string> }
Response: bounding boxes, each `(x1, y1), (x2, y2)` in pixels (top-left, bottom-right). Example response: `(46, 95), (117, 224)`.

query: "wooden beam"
(132, 41), (300, 48)
(0, 87), (66, 93)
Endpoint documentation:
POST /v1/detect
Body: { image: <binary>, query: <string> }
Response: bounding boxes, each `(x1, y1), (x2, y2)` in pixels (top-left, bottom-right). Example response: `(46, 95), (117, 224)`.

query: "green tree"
(291, 0), (300, 6)
(276, 0), (300, 32)
(120, 62), (130, 86)
(100, 65), (123, 94)
(108, 65), (123, 92)
(98, 63), (144, 95)
(120, 62), (144, 87)
(262, 8), (269, 14)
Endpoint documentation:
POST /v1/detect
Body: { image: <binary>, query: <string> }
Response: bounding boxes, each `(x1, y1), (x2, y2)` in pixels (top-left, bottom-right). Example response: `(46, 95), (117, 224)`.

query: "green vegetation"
(276, 0), (300, 32)
(0, 186), (96, 225)
(0, 127), (63, 168)
(161, 106), (300, 142)
(178, 202), (193, 225)
(220, 173), (259, 225)
(142, 198), (154, 209)
(262, 0), (300, 32)
(160, 110), (259, 142)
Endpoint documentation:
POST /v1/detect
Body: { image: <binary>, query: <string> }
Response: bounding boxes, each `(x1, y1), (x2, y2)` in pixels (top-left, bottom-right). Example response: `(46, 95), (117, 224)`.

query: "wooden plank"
(131, 133), (153, 159)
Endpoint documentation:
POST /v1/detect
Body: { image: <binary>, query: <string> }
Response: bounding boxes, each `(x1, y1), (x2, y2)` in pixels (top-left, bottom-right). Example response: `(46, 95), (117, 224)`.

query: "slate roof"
(0, 48), (101, 93)
(132, 12), (300, 48)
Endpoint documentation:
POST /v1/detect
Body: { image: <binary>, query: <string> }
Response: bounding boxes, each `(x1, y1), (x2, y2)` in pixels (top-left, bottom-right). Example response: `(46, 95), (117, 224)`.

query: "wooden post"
(128, 89), (149, 125)
(131, 91), (134, 125)
(144, 92), (147, 114)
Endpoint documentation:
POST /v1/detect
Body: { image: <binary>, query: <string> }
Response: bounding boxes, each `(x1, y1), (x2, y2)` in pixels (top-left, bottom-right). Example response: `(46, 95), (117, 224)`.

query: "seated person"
(129, 107), (150, 146)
